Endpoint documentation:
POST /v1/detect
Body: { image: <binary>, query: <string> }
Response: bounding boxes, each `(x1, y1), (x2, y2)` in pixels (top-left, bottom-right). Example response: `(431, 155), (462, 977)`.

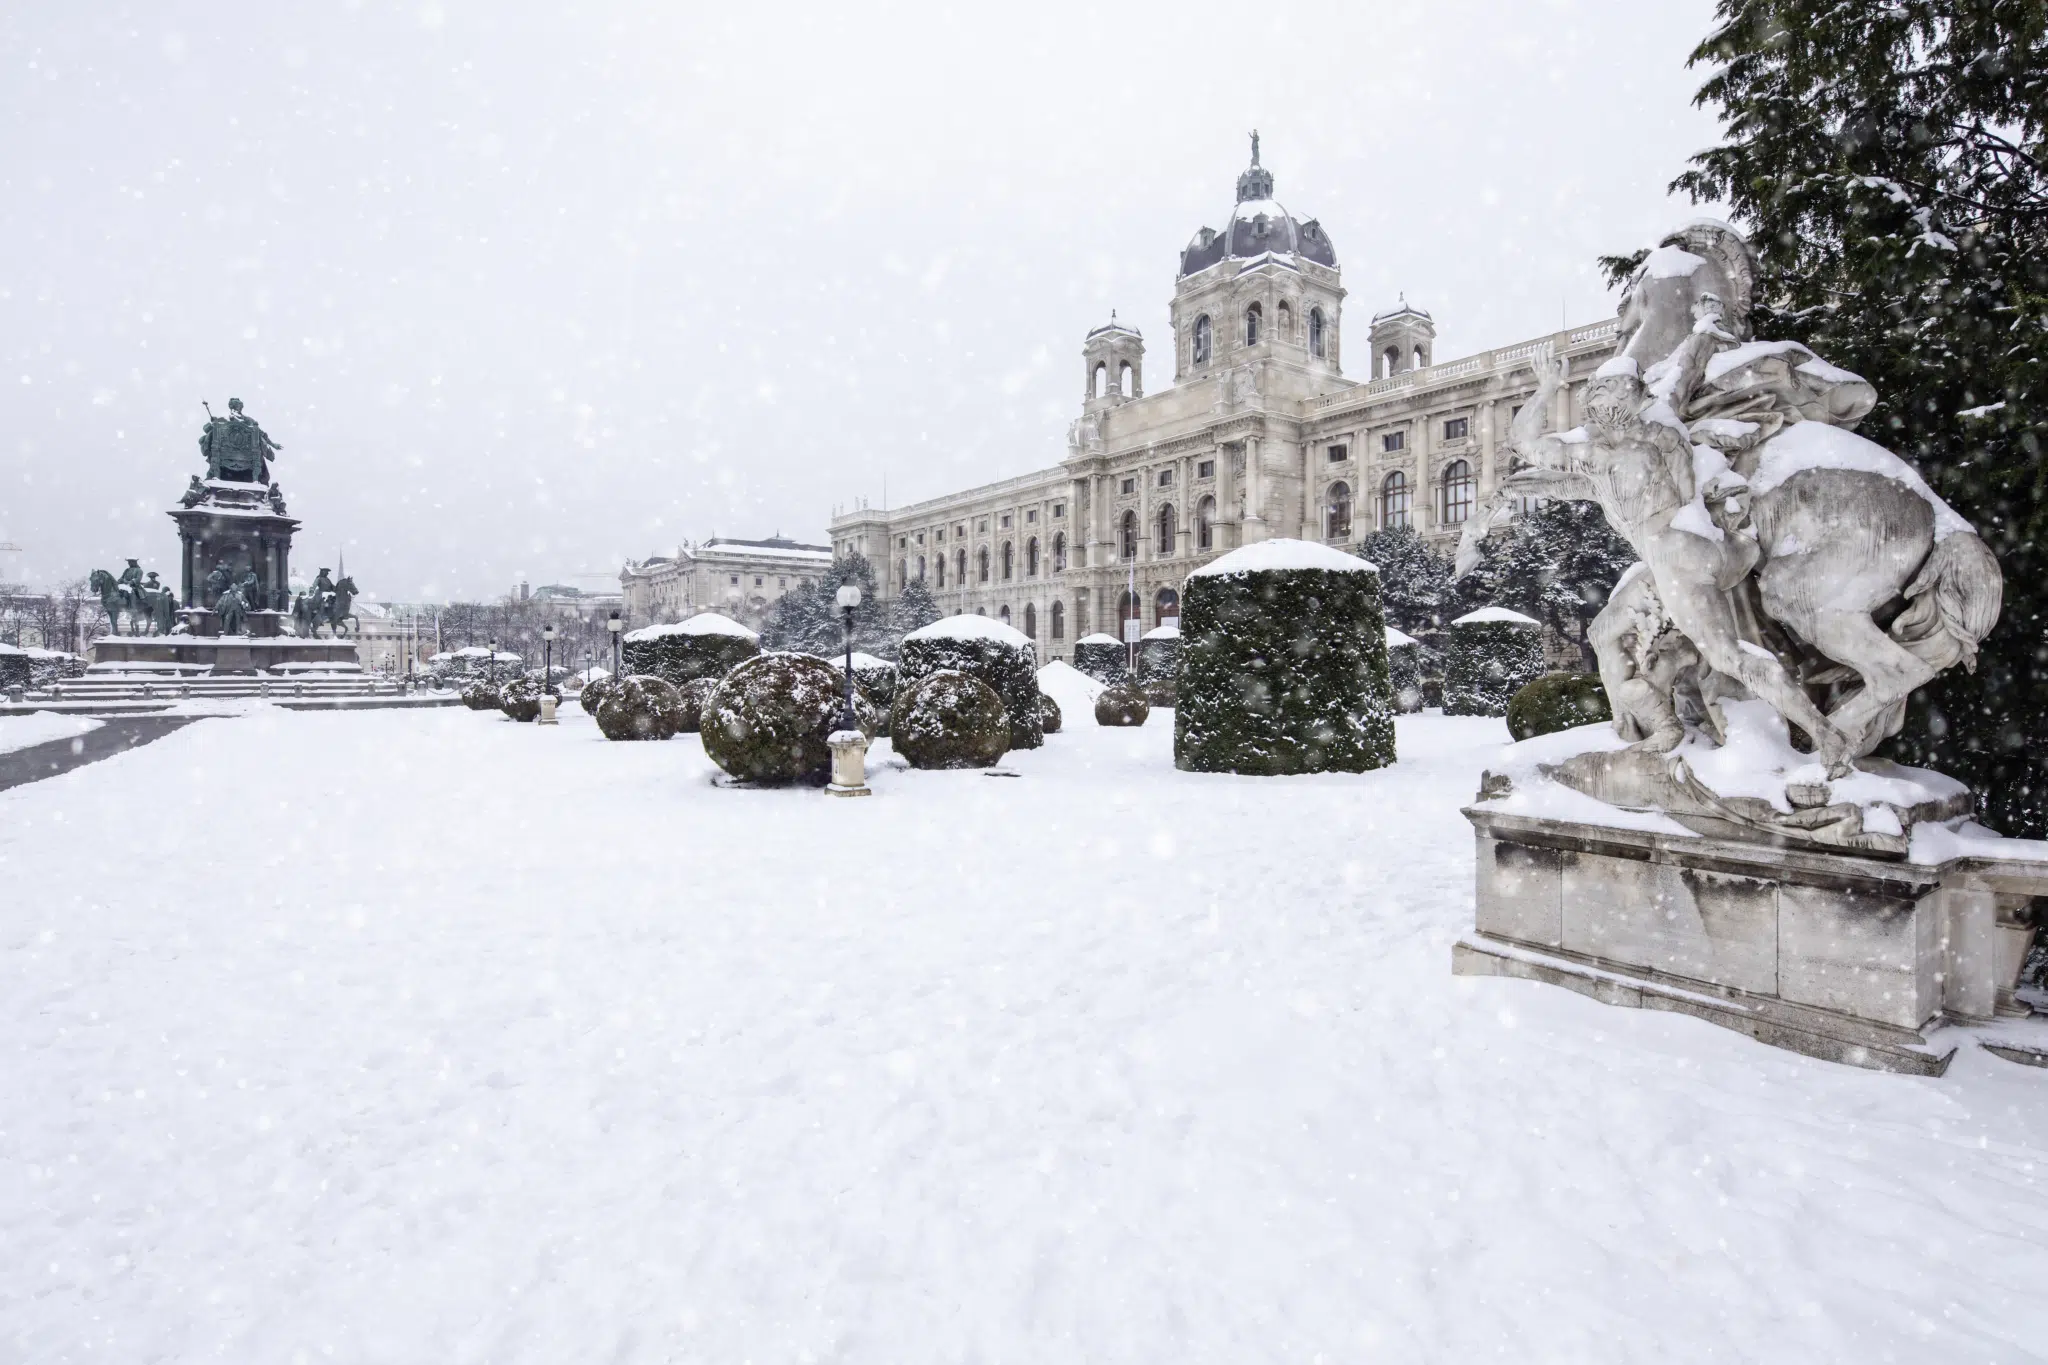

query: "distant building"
(619, 535), (834, 631)
(530, 583), (625, 618)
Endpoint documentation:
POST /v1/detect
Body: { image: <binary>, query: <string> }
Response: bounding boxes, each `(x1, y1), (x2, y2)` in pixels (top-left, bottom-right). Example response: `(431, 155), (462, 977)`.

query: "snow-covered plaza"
(3, 697), (2044, 1362)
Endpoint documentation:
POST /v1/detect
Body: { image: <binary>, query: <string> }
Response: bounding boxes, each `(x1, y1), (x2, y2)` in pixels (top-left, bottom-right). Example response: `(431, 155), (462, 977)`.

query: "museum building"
(827, 142), (1621, 658)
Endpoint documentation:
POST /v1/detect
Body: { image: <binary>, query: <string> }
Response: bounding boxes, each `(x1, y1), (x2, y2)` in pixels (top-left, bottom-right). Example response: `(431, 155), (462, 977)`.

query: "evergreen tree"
(1354, 525), (1453, 636)
(1645, 0), (2047, 834)
(760, 552), (891, 657)
(1460, 503), (1637, 668)
(890, 578), (942, 645)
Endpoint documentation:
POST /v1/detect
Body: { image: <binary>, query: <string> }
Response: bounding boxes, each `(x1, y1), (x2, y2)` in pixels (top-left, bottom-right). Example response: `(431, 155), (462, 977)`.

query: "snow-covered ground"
(3, 705), (2044, 1361)
(0, 712), (100, 756)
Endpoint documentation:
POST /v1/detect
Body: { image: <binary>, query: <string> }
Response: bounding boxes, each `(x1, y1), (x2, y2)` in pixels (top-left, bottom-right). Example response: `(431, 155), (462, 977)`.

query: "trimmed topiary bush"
(498, 676), (555, 722)
(579, 675), (618, 716)
(671, 677), (720, 733)
(597, 675), (688, 741)
(1038, 691), (1062, 734)
(621, 612), (761, 688)
(1072, 633), (1129, 686)
(1506, 671), (1614, 741)
(1175, 538), (1396, 775)
(898, 615), (1043, 751)
(1095, 682), (1150, 727)
(1136, 624), (1180, 704)
(1386, 627), (1426, 713)
(461, 680), (502, 711)
(890, 669), (1011, 769)
(849, 652), (898, 711)
(699, 652), (847, 784)
(1141, 679), (1176, 709)
(1443, 607), (1547, 718)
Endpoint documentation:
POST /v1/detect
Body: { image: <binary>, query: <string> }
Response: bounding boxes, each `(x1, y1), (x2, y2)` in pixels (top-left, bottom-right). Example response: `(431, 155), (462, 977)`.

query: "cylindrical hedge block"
(1136, 625), (1181, 703)
(1443, 607), (1546, 717)
(699, 652), (847, 783)
(1175, 538), (1396, 774)
(890, 669), (1011, 769)
(621, 612), (761, 688)
(1072, 634), (1129, 686)
(1386, 627), (1426, 714)
(898, 615), (1042, 751)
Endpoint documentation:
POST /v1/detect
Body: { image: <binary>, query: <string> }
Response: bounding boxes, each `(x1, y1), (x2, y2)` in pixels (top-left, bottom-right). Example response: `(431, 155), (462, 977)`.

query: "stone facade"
(619, 536), (834, 631)
(829, 144), (1619, 661)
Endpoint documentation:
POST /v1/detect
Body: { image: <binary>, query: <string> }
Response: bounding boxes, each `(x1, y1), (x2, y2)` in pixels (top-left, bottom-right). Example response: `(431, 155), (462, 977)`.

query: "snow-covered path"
(3, 706), (2044, 1362)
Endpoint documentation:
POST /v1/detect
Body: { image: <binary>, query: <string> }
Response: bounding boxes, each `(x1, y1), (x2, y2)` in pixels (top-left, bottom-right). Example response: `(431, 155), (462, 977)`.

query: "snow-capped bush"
(1505, 672), (1613, 741)
(0, 645), (28, 691)
(460, 680), (502, 711)
(699, 652), (847, 784)
(849, 652), (898, 711)
(1136, 624), (1180, 704)
(25, 649), (83, 688)
(1443, 607), (1546, 718)
(1037, 691), (1062, 733)
(1072, 633), (1128, 686)
(898, 614), (1042, 751)
(596, 675), (688, 741)
(578, 675), (618, 716)
(1094, 682), (1150, 727)
(498, 676), (555, 722)
(621, 613), (761, 689)
(1386, 627), (1426, 713)
(1175, 538), (1396, 775)
(671, 677), (720, 733)
(890, 669), (1010, 769)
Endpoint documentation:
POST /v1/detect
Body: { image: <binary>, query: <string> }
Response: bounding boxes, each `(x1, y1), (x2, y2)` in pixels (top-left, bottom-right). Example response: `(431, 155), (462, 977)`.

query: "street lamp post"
(488, 637), (498, 686)
(608, 610), (622, 680)
(836, 584), (862, 731)
(826, 584), (871, 797)
(540, 623), (560, 725)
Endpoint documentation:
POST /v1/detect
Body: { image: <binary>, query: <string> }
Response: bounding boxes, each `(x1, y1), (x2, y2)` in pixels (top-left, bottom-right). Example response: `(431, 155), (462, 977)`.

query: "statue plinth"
(169, 479), (298, 616)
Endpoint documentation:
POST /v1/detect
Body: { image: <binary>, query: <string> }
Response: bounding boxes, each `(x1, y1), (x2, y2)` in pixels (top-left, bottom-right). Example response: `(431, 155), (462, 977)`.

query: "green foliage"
(1454, 502), (1637, 669)
(460, 680), (501, 711)
(889, 669), (1011, 769)
(891, 578), (943, 640)
(1506, 672), (1615, 741)
(1136, 633), (1180, 691)
(699, 653), (846, 783)
(1387, 638), (1426, 713)
(1668, 0), (2048, 833)
(621, 618), (760, 689)
(497, 676), (554, 723)
(1038, 691), (1062, 734)
(671, 677), (719, 734)
(1072, 637), (1129, 686)
(577, 676), (617, 716)
(1175, 564), (1396, 775)
(759, 553), (895, 658)
(596, 675), (688, 741)
(1094, 682), (1150, 728)
(898, 627), (1043, 751)
(1443, 617), (1548, 717)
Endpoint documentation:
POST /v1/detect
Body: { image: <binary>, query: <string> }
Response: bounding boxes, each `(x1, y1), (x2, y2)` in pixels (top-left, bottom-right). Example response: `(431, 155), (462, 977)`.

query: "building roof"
(1179, 139), (1337, 277)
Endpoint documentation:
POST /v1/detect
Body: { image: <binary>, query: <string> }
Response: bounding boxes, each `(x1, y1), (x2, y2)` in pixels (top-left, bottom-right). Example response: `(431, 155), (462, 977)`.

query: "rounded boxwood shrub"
(1506, 672), (1614, 741)
(699, 652), (847, 784)
(498, 676), (555, 723)
(461, 680), (502, 711)
(890, 669), (1011, 769)
(1386, 627), (1427, 714)
(621, 612), (761, 688)
(1072, 633), (1129, 686)
(1095, 682), (1150, 727)
(1443, 607), (1547, 718)
(671, 676), (720, 733)
(1175, 538), (1396, 775)
(597, 675), (688, 741)
(579, 675), (618, 716)
(1038, 691), (1062, 734)
(898, 615), (1042, 751)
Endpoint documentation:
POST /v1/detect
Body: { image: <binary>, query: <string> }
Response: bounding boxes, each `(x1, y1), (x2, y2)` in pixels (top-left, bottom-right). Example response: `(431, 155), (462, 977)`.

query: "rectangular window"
(1158, 468), (1174, 487)
(729, 575), (739, 585)
(956, 524), (965, 536)
(1026, 509), (1038, 523)
(1197, 459), (1215, 478)
(1382, 431), (1406, 453)
(1121, 477), (1136, 494)
(936, 529), (944, 542)
(777, 577), (786, 588)
(978, 519), (988, 533)
(898, 537), (907, 548)
(1053, 503), (1064, 518)
(1327, 444), (1349, 463)
(917, 532), (925, 544)
(1443, 417), (1469, 440)
(753, 576), (763, 587)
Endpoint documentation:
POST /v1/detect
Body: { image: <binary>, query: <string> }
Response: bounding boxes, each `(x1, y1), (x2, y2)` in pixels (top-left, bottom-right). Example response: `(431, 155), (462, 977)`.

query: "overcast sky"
(1, 0), (1724, 600)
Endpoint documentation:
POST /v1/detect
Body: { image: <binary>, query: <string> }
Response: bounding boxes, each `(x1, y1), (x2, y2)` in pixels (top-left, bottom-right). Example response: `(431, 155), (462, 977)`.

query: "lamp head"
(835, 584), (863, 611)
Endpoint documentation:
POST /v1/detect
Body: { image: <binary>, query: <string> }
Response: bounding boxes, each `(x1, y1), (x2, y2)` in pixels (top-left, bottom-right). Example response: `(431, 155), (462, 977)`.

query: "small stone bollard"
(539, 694), (559, 725)
(825, 728), (872, 798)
(5, 684), (22, 704)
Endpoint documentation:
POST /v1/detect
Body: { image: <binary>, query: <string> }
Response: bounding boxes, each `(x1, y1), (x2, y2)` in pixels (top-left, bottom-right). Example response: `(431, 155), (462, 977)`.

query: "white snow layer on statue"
(1748, 420), (1975, 541)
(1035, 660), (1103, 715)
(1451, 606), (1540, 627)
(624, 612), (758, 643)
(1473, 724), (1698, 837)
(1676, 700), (1967, 821)
(1187, 537), (1377, 579)
(903, 613), (1033, 648)
(1386, 626), (1419, 649)
(1142, 624), (1180, 640)
(0, 713), (102, 756)
(1640, 244), (1708, 279)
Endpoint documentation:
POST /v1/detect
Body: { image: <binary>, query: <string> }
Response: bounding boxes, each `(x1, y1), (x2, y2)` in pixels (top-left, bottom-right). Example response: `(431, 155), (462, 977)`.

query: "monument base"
(1458, 803), (2048, 1074)
(89, 635), (361, 676)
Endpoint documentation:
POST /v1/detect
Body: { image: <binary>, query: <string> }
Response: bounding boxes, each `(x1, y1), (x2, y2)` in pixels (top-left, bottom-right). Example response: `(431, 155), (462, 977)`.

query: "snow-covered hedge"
(460, 680), (502, 711)
(700, 652), (848, 784)
(1136, 624), (1180, 702)
(1072, 633), (1129, 686)
(0, 646), (28, 691)
(25, 649), (83, 688)
(897, 614), (1042, 751)
(849, 652), (898, 711)
(1174, 538), (1396, 775)
(1038, 691), (1062, 734)
(1094, 682), (1150, 727)
(597, 675), (689, 741)
(670, 677), (720, 734)
(621, 613), (761, 689)
(579, 675), (618, 716)
(1505, 672), (1613, 741)
(1386, 627), (1426, 713)
(498, 676), (555, 722)
(1443, 607), (1546, 718)
(889, 669), (1011, 770)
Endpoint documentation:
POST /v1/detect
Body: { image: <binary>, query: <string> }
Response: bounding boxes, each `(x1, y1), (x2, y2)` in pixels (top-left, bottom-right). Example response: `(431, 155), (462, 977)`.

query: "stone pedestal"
(168, 480), (299, 615)
(539, 695), (559, 725)
(88, 635), (361, 676)
(1456, 806), (2048, 1074)
(826, 729), (872, 797)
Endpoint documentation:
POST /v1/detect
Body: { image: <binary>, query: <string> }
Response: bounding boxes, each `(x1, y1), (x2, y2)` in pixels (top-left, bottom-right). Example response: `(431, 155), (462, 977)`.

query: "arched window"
(1119, 361), (1133, 397)
(1413, 345), (1428, 372)
(899, 559), (909, 587)
(955, 548), (966, 584)
(1244, 303), (1262, 347)
(1156, 502), (1175, 556)
(978, 547), (990, 583)
(1119, 589), (1140, 628)
(1052, 532), (1067, 571)
(1196, 494), (1216, 551)
(1120, 509), (1138, 561)
(1382, 345), (1400, 378)
(1155, 587), (1179, 626)
(1002, 541), (1015, 580)
(1027, 536), (1040, 577)
(1024, 602), (1037, 638)
(1093, 362), (1107, 399)
(1192, 314), (1212, 365)
(1440, 459), (1475, 525)
(1380, 471), (1411, 530)
(999, 605), (1011, 625)
(1051, 600), (1065, 639)
(1277, 301), (1293, 340)
(1327, 481), (1353, 541)
(916, 555), (926, 582)
(1309, 307), (1325, 358)
(936, 554), (945, 587)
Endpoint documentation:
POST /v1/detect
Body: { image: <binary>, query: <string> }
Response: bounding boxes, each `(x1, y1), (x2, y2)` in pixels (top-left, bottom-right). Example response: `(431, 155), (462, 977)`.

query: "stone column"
(1177, 453), (1193, 558)
(1941, 886), (2000, 1023)
(1296, 439), (1313, 541)
(1243, 436), (1266, 542)
(1481, 398), (1499, 497)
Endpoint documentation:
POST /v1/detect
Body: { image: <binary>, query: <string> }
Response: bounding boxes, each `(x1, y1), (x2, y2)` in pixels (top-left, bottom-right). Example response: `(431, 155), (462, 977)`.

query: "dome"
(1178, 137), (1338, 277)
(1371, 297), (1432, 324)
